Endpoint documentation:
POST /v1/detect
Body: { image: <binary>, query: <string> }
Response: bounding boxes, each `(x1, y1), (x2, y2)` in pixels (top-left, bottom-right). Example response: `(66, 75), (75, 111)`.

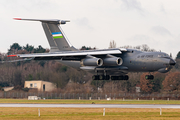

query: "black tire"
(92, 75), (99, 80)
(99, 75), (104, 80)
(105, 75), (110, 80)
(145, 75), (154, 80)
(92, 75), (96, 80)
(150, 75), (154, 80)
(116, 76), (121, 80)
(111, 76), (116, 80)
(124, 75), (129, 80)
(145, 75), (149, 80)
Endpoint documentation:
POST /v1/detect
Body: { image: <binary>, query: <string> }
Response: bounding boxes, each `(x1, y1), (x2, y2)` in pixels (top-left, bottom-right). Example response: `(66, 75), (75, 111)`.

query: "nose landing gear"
(145, 75), (154, 80)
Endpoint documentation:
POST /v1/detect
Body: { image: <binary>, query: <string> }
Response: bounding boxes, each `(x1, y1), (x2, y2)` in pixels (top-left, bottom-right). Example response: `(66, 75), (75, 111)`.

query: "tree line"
(0, 42), (179, 94)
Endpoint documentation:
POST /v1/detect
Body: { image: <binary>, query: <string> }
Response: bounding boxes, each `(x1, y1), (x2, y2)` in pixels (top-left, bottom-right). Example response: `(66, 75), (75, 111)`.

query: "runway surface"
(0, 104), (180, 108)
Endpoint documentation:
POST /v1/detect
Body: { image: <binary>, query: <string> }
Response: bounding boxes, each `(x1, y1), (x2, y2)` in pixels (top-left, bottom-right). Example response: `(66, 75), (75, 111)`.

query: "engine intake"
(103, 55), (123, 66)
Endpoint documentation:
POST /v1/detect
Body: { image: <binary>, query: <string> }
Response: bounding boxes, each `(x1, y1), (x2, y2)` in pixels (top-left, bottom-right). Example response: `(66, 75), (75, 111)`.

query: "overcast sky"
(0, 0), (180, 57)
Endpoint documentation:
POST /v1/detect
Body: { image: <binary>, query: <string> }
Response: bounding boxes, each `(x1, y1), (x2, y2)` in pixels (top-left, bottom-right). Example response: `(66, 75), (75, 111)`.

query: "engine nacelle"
(81, 57), (103, 66)
(103, 56), (123, 66)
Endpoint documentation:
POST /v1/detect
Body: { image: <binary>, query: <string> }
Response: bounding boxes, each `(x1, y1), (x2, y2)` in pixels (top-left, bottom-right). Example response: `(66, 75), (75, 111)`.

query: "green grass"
(0, 108), (180, 120)
(0, 99), (180, 104)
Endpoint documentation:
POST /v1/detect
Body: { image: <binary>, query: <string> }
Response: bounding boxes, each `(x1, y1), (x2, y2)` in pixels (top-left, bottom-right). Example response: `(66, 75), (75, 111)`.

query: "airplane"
(8, 18), (176, 80)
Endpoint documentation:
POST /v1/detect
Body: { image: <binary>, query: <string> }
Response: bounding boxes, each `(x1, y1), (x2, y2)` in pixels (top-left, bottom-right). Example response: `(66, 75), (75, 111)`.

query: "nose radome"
(169, 59), (176, 66)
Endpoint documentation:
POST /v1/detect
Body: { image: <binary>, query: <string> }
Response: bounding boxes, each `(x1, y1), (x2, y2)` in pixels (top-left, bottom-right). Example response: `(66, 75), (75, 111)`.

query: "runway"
(0, 104), (180, 108)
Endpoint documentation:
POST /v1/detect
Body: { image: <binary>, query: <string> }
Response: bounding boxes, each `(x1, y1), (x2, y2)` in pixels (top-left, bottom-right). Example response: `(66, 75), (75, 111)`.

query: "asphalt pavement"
(0, 104), (180, 108)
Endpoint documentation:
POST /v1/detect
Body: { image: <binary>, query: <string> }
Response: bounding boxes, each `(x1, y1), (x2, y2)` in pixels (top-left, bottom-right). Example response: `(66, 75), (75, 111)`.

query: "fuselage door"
(152, 58), (158, 71)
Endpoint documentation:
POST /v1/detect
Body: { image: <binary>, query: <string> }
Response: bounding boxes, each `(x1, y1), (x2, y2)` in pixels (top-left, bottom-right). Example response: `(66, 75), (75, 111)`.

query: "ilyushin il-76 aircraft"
(8, 18), (176, 80)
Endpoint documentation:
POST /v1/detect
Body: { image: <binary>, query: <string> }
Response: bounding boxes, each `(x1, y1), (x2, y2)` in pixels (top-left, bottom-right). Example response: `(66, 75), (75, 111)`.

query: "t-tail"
(14, 18), (77, 52)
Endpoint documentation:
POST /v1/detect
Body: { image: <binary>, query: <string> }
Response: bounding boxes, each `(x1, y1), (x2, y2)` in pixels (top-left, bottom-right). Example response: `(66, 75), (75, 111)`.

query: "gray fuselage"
(58, 49), (175, 76)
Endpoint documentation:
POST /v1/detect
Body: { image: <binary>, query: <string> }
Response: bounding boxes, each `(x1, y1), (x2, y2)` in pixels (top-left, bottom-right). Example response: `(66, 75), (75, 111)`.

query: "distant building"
(136, 85), (141, 93)
(98, 87), (103, 93)
(24, 80), (56, 92)
(3, 87), (14, 92)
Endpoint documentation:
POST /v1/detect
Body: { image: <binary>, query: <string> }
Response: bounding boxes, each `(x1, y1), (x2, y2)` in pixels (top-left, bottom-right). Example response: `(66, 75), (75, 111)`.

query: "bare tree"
(140, 73), (153, 93)
(109, 40), (116, 48)
(141, 44), (150, 51)
(162, 72), (180, 92)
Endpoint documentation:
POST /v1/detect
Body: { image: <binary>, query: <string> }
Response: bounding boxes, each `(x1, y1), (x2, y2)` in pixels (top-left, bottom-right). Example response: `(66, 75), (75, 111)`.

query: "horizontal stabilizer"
(0, 58), (33, 63)
(7, 55), (17, 57)
(13, 18), (70, 24)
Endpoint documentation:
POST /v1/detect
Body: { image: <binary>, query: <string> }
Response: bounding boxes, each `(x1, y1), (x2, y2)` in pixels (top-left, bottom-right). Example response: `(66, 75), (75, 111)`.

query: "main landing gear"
(92, 75), (110, 80)
(92, 75), (129, 80)
(145, 75), (154, 80)
(111, 75), (129, 80)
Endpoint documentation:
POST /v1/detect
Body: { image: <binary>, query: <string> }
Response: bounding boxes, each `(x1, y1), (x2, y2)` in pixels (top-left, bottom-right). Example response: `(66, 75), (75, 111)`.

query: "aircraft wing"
(7, 48), (127, 60)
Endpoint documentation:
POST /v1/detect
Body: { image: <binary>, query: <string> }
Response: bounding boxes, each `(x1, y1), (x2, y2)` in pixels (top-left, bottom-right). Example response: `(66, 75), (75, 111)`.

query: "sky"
(0, 0), (180, 58)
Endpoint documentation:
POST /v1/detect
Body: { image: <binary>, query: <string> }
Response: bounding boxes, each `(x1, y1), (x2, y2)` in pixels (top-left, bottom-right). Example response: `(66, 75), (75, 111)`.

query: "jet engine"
(103, 55), (123, 66)
(81, 57), (103, 66)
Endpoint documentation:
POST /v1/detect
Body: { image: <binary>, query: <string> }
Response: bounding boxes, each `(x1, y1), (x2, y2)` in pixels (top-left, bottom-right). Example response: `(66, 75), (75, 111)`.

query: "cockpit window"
(158, 54), (169, 58)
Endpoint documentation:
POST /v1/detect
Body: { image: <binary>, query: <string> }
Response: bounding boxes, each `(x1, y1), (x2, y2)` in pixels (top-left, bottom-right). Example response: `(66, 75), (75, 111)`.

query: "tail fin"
(14, 18), (77, 52)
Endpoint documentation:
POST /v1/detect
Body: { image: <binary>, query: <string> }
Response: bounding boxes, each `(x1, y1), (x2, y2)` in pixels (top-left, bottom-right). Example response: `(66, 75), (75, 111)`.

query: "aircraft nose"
(169, 59), (176, 66)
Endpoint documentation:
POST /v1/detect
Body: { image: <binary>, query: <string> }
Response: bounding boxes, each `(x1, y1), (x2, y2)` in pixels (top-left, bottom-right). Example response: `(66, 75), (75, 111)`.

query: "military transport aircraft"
(8, 18), (176, 80)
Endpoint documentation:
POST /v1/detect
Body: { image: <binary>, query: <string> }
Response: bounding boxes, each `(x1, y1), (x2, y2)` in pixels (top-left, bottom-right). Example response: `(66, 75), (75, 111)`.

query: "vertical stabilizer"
(14, 18), (77, 52)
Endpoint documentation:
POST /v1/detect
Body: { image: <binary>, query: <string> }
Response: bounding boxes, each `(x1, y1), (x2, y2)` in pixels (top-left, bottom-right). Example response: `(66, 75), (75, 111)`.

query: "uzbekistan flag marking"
(52, 32), (63, 39)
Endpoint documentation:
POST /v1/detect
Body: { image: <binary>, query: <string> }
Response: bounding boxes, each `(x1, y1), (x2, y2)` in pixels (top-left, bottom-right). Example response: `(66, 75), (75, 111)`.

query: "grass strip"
(0, 108), (180, 120)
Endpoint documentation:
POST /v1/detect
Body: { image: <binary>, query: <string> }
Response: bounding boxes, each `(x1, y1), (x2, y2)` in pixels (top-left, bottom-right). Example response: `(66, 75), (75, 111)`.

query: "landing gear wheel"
(145, 75), (149, 80)
(150, 75), (154, 79)
(117, 76), (123, 80)
(123, 75), (129, 80)
(105, 75), (110, 80)
(92, 75), (110, 80)
(92, 75), (95, 80)
(145, 75), (154, 80)
(92, 75), (99, 80)
(111, 75), (129, 80)
(99, 75), (104, 80)
(111, 76), (116, 80)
